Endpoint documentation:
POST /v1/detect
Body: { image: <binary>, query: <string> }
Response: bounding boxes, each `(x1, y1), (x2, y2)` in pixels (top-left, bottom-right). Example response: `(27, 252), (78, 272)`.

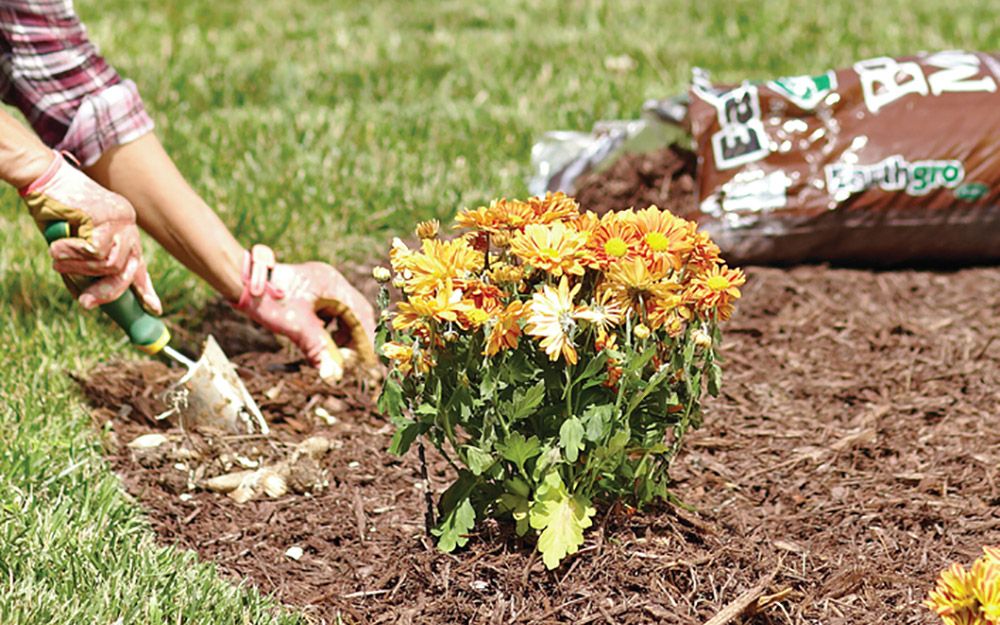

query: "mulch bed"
(71, 149), (1000, 624)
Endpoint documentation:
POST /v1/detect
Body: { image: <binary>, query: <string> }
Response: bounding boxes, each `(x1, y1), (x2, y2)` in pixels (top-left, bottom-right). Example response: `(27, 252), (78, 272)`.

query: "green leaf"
(578, 352), (609, 381)
(528, 473), (596, 569)
(432, 471), (479, 552)
(388, 419), (425, 455)
(432, 497), (476, 552)
(462, 445), (495, 476)
(498, 492), (531, 536)
(376, 375), (404, 419)
(582, 404), (614, 442)
(497, 432), (542, 473)
(706, 361), (722, 397)
(511, 381), (546, 422)
(559, 417), (585, 463)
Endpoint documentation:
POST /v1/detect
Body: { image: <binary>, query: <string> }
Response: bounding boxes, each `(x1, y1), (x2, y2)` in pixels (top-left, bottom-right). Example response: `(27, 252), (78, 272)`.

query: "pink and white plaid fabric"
(0, 0), (153, 166)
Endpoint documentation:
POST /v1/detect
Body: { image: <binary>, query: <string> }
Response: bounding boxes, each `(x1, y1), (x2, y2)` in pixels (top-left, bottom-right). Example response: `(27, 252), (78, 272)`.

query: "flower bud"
(415, 219), (440, 240)
(692, 327), (712, 350)
(392, 275), (406, 289)
(372, 266), (392, 283)
(490, 231), (511, 248)
(634, 324), (651, 340)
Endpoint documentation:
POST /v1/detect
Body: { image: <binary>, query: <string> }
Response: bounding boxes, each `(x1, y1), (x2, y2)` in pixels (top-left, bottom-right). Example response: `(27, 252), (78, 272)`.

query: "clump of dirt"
(68, 161), (1000, 623)
(572, 145), (699, 218)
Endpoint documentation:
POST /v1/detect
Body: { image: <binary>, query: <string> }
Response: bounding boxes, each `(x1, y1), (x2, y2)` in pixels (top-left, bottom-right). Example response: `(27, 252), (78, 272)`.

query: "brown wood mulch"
(71, 151), (1000, 624)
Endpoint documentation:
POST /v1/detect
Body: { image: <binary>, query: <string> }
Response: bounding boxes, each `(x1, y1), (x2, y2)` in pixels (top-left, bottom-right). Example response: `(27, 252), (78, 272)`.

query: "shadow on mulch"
(70, 154), (1000, 624)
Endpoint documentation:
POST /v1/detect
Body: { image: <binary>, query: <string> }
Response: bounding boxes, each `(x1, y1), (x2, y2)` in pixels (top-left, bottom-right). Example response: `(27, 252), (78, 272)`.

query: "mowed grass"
(0, 0), (997, 622)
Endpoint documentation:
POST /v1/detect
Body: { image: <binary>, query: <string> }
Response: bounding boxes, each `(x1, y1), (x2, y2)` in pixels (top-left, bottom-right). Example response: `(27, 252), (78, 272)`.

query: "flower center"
(538, 246), (561, 260)
(645, 232), (669, 252)
(707, 275), (731, 291)
(604, 237), (628, 258)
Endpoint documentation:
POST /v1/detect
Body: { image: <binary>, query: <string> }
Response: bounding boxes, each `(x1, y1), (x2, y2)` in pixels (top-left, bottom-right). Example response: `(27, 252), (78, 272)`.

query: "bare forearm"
(0, 110), (55, 189)
(83, 133), (246, 301)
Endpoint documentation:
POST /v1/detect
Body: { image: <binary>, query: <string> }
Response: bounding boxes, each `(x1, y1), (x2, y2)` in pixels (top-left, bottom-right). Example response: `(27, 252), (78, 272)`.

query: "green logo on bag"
(768, 71), (838, 109)
(954, 182), (989, 202)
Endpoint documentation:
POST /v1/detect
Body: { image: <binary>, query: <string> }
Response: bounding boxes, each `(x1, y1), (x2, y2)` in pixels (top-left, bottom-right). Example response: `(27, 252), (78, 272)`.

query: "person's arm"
(0, 109), (57, 188)
(83, 133), (246, 301)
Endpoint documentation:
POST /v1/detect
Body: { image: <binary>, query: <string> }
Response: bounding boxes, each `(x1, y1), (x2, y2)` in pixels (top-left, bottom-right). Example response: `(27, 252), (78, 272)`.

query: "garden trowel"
(44, 221), (268, 435)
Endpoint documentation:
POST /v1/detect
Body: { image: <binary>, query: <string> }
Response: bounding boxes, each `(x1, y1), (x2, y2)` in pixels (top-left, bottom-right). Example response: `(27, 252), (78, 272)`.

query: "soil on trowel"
(72, 185), (1000, 623)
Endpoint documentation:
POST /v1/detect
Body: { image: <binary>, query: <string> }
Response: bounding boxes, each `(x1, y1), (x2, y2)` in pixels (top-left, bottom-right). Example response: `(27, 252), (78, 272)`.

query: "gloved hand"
(232, 244), (377, 381)
(19, 151), (162, 314)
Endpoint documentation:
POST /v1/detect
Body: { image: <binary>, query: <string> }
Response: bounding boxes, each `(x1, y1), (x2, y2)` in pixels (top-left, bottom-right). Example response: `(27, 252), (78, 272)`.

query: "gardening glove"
(19, 150), (162, 314)
(232, 244), (378, 382)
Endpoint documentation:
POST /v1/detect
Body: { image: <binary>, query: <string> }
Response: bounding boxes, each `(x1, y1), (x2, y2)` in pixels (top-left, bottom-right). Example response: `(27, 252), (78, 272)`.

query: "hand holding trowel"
(45, 219), (268, 435)
(21, 152), (266, 435)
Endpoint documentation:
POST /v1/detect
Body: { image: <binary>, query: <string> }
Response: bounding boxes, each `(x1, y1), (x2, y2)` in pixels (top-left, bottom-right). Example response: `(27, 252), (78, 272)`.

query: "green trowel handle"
(43, 221), (170, 355)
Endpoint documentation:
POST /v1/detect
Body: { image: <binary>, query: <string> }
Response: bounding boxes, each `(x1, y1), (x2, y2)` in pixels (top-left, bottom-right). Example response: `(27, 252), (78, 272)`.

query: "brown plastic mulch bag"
(530, 50), (1000, 265)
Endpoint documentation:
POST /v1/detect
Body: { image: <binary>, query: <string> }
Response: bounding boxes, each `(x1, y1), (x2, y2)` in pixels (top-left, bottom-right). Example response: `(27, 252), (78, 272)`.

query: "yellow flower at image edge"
(972, 557), (1000, 623)
(525, 276), (581, 365)
(926, 563), (984, 625)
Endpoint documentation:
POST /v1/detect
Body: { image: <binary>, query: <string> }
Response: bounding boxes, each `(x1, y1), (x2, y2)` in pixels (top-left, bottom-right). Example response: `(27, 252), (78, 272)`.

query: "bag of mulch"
(531, 50), (1000, 265)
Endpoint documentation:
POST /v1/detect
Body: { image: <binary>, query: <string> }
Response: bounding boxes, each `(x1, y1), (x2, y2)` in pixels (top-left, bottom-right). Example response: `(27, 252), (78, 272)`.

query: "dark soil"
(72, 151), (1000, 624)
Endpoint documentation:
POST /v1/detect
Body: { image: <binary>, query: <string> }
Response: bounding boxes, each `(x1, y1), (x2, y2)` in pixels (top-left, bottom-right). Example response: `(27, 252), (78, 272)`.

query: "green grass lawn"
(1, 0), (997, 622)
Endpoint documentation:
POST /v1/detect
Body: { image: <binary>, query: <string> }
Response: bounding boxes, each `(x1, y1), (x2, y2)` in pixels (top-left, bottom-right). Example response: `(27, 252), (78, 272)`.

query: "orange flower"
(584, 211), (642, 270)
(485, 300), (527, 356)
(455, 198), (538, 234)
(685, 222), (723, 272)
(509, 222), (588, 277)
(524, 276), (581, 364)
(631, 206), (693, 272)
(686, 264), (745, 321)
(524, 191), (580, 224)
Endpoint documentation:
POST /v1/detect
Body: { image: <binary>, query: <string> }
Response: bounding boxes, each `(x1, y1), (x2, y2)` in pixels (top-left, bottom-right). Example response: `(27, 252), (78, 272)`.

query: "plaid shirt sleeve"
(0, 0), (154, 167)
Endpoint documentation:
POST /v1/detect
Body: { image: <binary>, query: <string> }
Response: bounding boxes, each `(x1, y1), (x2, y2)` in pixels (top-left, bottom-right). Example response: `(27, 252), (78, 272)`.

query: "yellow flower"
(972, 557), (1000, 623)
(393, 279), (474, 331)
(631, 205), (693, 272)
(926, 563), (982, 625)
(509, 222), (588, 278)
(686, 264), (746, 322)
(485, 300), (527, 356)
(406, 238), (485, 295)
(389, 237), (416, 274)
(603, 257), (677, 314)
(381, 341), (434, 376)
(525, 276), (581, 364)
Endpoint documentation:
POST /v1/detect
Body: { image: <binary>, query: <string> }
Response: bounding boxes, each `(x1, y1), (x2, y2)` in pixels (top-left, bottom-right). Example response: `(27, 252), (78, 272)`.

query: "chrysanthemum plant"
(375, 192), (745, 569)
(926, 546), (1000, 625)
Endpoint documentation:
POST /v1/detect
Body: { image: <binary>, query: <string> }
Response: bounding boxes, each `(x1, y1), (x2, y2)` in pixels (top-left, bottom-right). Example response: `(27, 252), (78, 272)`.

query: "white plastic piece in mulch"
(126, 433), (169, 449)
(285, 546), (304, 561)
